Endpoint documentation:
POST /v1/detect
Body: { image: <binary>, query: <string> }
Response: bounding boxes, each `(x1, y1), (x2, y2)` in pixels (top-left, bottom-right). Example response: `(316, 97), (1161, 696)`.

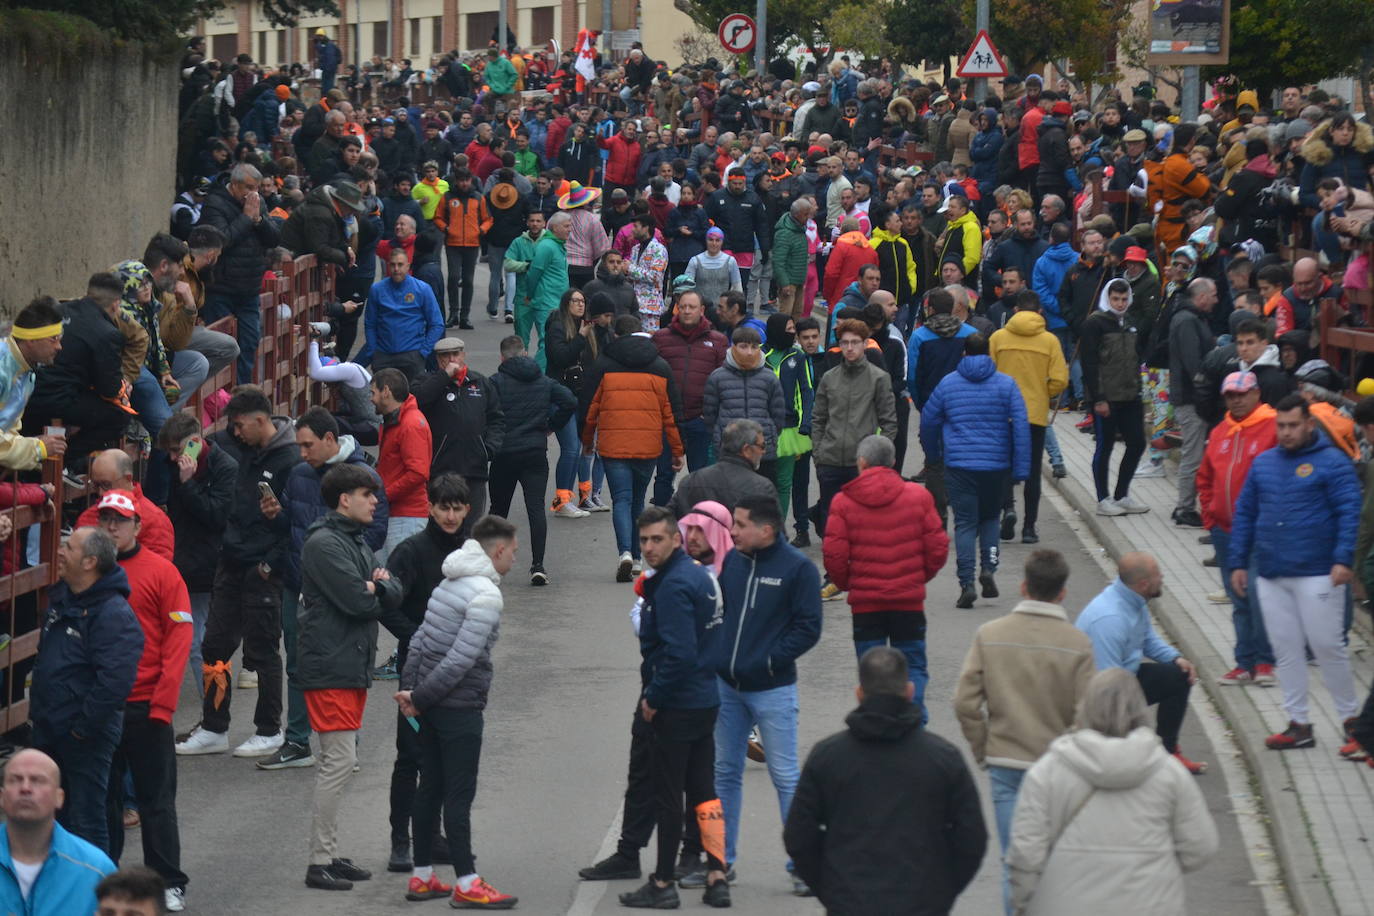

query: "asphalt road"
(148, 295), (1272, 915)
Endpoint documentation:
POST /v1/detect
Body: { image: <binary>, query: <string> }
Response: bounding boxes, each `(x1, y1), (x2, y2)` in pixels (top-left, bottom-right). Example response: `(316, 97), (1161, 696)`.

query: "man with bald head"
(0, 749), (115, 912)
(75, 449), (176, 562)
(1274, 257), (1339, 335)
(1075, 551), (1207, 773)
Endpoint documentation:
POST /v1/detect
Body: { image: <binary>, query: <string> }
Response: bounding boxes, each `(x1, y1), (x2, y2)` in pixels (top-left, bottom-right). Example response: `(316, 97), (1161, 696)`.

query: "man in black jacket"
(284, 181), (368, 269)
(197, 163), (280, 384)
(582, 251), (637, 319)
(157, 412), (237, 702)
(1169, 278), (1217, 528)
(176, 386), (300, 759)
(488, 336), (576, 585)
(670, 419), (777, 517)
(784, 646), (986, 913)
(705, 173), (771, 291)
(298, 463), (401, 891)
(414, 336), (505, 531)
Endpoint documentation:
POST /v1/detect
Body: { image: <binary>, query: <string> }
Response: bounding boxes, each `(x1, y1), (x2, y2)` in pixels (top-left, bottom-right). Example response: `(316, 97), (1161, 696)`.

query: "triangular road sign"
(957, 30), (1007, 78)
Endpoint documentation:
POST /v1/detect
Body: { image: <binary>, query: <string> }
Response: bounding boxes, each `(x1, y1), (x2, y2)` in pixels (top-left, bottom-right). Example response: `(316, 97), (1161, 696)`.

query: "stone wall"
(0, 41), (177, 316)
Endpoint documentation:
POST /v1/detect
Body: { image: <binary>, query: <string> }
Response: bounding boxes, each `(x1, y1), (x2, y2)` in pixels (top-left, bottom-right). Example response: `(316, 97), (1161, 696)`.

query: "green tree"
(0, 0), (340, 44)
(1203, 0), (1330, 95)
(672, 0), (830, 61)
(825, 2), (893, 65)
(886, 0), (968, 76)
(978, 0), (1126, 83)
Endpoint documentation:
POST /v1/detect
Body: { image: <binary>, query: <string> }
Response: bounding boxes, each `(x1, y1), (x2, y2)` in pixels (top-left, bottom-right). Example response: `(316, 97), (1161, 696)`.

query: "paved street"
(144, 309), (1277, 914)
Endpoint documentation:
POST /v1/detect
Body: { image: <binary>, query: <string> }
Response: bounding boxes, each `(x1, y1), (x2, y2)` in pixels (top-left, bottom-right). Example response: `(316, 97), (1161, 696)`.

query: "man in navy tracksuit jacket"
(714, 494), (822, 879)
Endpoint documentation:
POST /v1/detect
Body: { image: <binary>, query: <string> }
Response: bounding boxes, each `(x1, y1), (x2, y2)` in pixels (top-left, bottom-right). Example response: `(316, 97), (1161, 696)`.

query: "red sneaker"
(1215, 667), (1253, 686)
(1172, 750), (1207, 774)
(1340, 718), (1368, 760)
(1265, 721), (1315, 750)
(452, 877), (518, 909)
(406, 874), (453, 901)
(1252, 663), (1276, 686)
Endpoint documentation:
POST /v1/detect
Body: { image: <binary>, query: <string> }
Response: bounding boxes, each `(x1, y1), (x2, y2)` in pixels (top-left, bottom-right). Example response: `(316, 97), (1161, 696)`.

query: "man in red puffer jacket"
(823, 433), (948, 719)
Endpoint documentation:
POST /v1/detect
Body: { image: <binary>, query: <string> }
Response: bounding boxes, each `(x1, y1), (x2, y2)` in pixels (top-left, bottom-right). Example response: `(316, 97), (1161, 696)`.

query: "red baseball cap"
(1123, 246), (1150, 264)
(97, 490), (138, 519)
(1052, 100), (1072, 117)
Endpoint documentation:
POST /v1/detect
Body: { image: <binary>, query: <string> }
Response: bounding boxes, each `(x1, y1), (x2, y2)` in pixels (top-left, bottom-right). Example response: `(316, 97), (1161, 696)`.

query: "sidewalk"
(1047, 414), (1374, 916)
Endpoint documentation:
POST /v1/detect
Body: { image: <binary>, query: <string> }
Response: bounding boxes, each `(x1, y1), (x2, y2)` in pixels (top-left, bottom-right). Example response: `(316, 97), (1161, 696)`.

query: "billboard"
(1145, 0), (1230, 66)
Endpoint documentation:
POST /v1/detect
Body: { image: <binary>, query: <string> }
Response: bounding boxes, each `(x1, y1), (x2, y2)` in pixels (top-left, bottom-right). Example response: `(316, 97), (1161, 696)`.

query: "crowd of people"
(0, 28), (1373, 914)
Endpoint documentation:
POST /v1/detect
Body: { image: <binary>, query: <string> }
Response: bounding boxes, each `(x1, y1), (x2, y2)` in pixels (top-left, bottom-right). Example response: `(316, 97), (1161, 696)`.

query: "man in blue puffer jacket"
(1228, 394), (1363, 752)
(713, 494), (822, 885)
(920, 334), (1029, 609)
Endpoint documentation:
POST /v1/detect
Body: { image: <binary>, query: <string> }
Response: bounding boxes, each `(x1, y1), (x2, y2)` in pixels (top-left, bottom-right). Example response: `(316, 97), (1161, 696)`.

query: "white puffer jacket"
(1007, 726), (1218, 916)
(400, 540), (503, 711)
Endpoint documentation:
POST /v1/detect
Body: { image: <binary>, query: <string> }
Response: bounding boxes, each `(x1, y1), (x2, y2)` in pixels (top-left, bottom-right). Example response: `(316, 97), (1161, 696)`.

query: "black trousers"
(894, 396), (911, 475)
(488, 449), (549, 567)
(791, 452), (812, 535)
(1003, 423), (1048, 529)
(444, 246), (481, 322)
(335, 277), (371, 359)
(647, 706), (724, 883)
(1092, 399), (1146, 502)
(814, 464), (858, 538)
(617, 706), (703, 860)
(458, 477), (488, 542)
(107, 702), (188, 890)
(1137, 661), (1190, 754)
(413, 706), (483, 875)
(201, 559), (283, 736)
(569, 265), (596, 290)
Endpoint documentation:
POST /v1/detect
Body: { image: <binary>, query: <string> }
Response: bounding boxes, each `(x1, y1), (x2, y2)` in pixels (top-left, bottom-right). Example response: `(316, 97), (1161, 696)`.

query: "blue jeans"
(281, 590), (311, 747)
(853, 635), (928, 724)
(131, 367), (174, 505)
(604, 457), (655, 556)
(1044, 424), (1063, 466)
(713, 679), (799, 867)
(946, 466), (1005, 585)
(202, 289), (263, 384)
(381, 515), (427, 566)
(554, 414), (583, 491)
(169, 349), (209, 410)
(1312, 209), (1346, 266)
(653, 418), (711, 505)
(187, 592), (209, 697)
(1051, 327), (1084, 402)
(988, 765), (1027, 915)
(1211, 526), (1275, 669)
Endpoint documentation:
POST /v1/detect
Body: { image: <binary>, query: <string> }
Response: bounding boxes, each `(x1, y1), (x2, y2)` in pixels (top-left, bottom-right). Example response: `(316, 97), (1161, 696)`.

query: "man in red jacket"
(1197, 371), (1278, 687)
(78, 449), (176, 561)
(822, 434), (948, 720)
(598, 119), (643, 201)
(96, 489), (192, 908)
(651, 288), (727, 503)
(371, 368), (433, 562)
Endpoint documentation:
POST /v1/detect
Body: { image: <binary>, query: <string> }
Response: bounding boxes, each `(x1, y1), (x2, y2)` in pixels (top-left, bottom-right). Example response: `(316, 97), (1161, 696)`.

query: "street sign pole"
(755, 0), (766, 76)
(974, 0), (989, 102)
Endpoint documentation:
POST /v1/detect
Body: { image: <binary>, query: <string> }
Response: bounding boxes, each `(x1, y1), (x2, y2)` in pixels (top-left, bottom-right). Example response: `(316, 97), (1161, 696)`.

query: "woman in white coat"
(1006, 668), (1218, 916)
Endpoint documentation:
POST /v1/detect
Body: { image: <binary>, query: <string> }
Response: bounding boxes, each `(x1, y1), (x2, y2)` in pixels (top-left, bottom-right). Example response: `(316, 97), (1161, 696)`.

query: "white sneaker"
(1134, 461), (1166, 479)
(232, 732), (285, 758)
(175, 726), (229, 756)
(1096, 498), (1126, 517)
(1207, 590), (1230, 604)
(1113, 494), (1151, 514)
(631, 559), (643, 576)
(617, 551), (634, 583)
(554, 502), (590, 519)
(237, 668), (258, 689)
(165, 887), (186, 912)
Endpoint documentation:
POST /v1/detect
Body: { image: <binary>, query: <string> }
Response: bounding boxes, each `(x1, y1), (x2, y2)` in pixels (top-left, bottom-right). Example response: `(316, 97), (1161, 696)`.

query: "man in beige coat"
(953, 549), (1094, 915)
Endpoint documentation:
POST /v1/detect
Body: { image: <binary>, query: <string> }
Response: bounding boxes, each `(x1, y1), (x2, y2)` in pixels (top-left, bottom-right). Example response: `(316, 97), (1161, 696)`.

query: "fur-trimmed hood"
(1300, 119), (1374, 166)
(888, 96), (917, 122)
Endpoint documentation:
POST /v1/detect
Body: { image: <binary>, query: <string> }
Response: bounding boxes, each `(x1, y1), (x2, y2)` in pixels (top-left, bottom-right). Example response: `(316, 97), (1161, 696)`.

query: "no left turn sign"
(718, 13), (757, 55)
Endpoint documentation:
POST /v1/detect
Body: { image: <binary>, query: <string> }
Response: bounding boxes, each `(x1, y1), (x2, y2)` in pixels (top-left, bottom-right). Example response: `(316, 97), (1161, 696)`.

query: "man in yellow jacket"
(936, 188), (984, 287)
(989, 289), (1067, 544)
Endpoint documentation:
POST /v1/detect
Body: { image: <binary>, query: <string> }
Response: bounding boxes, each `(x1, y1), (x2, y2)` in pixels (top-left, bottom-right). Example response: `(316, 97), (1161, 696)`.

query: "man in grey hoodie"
(1168, 278), (1218, 528)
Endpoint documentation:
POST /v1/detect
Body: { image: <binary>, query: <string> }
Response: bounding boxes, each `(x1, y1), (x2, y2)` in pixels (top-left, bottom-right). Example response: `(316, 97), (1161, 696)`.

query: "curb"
(1047, 467), (1333, 916)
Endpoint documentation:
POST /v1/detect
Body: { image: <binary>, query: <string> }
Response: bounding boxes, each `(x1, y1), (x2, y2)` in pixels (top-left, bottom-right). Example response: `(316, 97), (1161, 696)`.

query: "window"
(466, 12), (498, 52)
(257, 32), (267, 66)
(531, 7), (554, 46)
(277, 30), (286, 66)
(410, 18), (421, 55)
(373, 21), (388, 59)
(432, 16), (443, 54)
(211, 34), (238, 65)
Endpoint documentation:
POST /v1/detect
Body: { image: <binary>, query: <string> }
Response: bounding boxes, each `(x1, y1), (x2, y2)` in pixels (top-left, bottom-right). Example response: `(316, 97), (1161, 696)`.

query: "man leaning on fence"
(1, 298), (67, 469)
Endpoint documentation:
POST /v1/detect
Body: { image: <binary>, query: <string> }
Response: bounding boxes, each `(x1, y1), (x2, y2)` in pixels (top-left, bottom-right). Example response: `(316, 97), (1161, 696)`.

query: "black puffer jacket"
(583, 261), (638, 318)
(669, 454), (777, 516)
(414, 367), (506, 479)
(544, 313), (610, 397)
(853, 95), (886, 148)
(705, 186), (772, 257)
(166, 439), (238, 592)
(219, 418), (300, 570)
(197, 186), (280, 295)
(381, 518), (464, 656)
(490, 355), (575, 455)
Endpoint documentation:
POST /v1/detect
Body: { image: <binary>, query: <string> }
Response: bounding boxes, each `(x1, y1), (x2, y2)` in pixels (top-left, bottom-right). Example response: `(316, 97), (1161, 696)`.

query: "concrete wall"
(0, 41), (177, 314)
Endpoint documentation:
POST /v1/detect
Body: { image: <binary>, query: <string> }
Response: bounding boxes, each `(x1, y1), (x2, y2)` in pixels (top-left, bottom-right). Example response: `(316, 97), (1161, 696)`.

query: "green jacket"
(504, 230), (543, 309)
(514, 148), (540, 178)
(526, 233), (568, 314)
(771, 212), (809, 287)
(485, 55), (518, 95)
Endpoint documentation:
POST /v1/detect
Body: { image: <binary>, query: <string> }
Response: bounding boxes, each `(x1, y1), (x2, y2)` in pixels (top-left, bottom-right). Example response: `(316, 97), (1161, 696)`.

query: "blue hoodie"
(919, 354), (1030, 478)
(639, 548), (724, 711)
(715, 538), (822, 692)
(1031, 242), (1078, 331)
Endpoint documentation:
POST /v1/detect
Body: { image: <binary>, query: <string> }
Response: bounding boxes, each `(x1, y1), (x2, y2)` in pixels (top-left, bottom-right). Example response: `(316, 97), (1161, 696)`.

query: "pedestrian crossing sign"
(957, 31), (1007, 78)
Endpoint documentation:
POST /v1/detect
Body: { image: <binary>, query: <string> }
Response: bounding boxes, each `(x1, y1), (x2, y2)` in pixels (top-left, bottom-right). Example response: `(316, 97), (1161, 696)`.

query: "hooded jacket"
(1197, 342), (1294, 424)
(433, 183), (492, 247)
(811, 356), (897, 467)
(491, 355), (576, 454)
(581, 334), (685, 460)
(940, 209), (983, 278)
(1197, 403), (1277, 532)
(983, 232), (1048, 291)
(1035, 115), (1072, 193)
(1166, 298), (1216, 406)
(969, 113), (1004, 187)
(771, 212), (809, 286)
(1007, 727), (1216, 916)
(283, 185), (351, 266)
(870, 228), (918, 305)
(989, 311), (1069, 425)
(954, 600), (1094, 770)
(197, 185), (281, 295)
(824, 231), (879, 305)
(1229, 429), (1361, 578)
(784, 693), (987, 914)
(1298, 119), (1374, 209)
(283, 434), (389, 588)
(907, 315), (976, 408)
(638, 547), (722, 711)
(920, 355), (1031, 477)
(703, 349), (787, 459)
(221, 418), (299, 570)
(597, 132), (643, 186)
(401, 540), (503, 710)
(652, 316), (728, 420)
(582, 259), (638, 318)
(665, 202), (709, 263)
(1080, 287), (1141, 404)
(374, 396), (428, 517)
(415, 366), (505, 480)
(32, 566), (143, 744)
(823, 467), (948, 614)
(715, 537), (821, 692)
(1031, 242), (1078, 331)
